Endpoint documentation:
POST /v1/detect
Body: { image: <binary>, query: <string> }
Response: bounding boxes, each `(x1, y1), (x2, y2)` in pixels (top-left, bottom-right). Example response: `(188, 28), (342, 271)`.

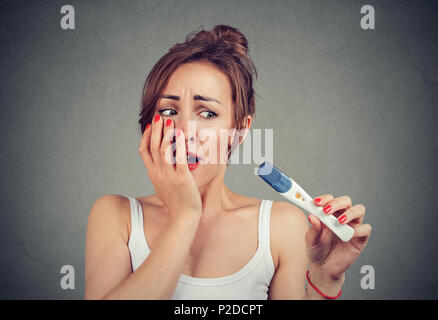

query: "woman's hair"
(138, 24), (258, 159)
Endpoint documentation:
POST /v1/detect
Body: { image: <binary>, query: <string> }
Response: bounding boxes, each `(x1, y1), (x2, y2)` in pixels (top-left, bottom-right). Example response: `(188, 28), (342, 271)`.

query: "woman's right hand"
(138, 114), (203, 223)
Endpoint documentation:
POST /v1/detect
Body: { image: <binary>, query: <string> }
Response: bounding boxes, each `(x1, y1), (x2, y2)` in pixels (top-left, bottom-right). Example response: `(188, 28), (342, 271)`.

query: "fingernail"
(314, 198), (321, 204)
(166, 119), (172, 127)
(338, 214), (347, 224)
(323, 205), (332, 213)
(176, 128), (181, 137)
(154, 114), (160, 122)
(145, 123), (151, 130)
(308, 216), (311, 223)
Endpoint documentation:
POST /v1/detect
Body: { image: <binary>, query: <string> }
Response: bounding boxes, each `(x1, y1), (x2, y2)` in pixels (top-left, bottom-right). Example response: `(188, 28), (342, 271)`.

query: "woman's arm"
(303, 265), (344, 300)
(267, 201), (309, 299)
(268, 202), (345, 300)
(84, 194), (200, 299)
(268, 193), (371, 300)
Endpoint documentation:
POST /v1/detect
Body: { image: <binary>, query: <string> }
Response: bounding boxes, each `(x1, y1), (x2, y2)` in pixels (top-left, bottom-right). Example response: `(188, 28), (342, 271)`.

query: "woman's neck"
(148, 165), (238, 222)
(197, 165), (236, 221)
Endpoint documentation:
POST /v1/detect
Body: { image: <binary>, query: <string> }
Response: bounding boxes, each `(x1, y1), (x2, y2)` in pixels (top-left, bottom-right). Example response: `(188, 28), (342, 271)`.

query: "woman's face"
(154, 61), (244, 186)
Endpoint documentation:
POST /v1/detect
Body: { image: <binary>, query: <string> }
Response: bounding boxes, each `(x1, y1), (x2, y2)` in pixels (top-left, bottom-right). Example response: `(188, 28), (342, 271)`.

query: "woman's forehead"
(165, 62), (232, 102)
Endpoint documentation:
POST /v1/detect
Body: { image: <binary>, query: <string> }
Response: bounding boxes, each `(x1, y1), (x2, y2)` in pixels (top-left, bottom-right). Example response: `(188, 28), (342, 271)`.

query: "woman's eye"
(200, 110), (218, 119)
(158, 109), (176, 116)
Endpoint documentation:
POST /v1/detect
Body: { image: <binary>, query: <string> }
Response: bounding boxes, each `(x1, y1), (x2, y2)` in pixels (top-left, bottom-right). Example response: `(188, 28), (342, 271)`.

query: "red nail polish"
(314, 198), (321, 203)
(166, 119), (172, 127)
(154, 114), (160, 122)
(308, 216), (311, 223)
(145, 123), (151, 130)
(338, 215), (347, 224)
(323, 205), (332, 213)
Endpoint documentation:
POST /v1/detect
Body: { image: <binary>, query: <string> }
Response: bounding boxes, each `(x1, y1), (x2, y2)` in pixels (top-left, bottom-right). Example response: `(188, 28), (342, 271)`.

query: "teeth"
(188, 155), (197, 163)
(172, 150), (198, 162)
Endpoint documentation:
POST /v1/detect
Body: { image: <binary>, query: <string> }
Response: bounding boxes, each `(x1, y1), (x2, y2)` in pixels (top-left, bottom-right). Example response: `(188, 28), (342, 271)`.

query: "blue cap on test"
(257, 161), (292, 193)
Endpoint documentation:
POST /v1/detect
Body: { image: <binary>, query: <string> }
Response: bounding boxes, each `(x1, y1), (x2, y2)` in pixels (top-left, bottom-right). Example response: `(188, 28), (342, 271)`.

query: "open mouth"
(187, 152), (199, 164)
(187, 151), (200, 171)
(173, 150), (201, 170)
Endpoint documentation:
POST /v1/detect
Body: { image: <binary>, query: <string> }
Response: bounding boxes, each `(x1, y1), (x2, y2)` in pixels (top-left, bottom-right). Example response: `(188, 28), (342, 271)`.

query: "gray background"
(0, 0), (437, 299)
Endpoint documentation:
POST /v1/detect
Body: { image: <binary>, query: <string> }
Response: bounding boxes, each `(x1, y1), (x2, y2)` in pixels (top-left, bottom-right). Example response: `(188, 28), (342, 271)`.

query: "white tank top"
(126, 196), (275, 299)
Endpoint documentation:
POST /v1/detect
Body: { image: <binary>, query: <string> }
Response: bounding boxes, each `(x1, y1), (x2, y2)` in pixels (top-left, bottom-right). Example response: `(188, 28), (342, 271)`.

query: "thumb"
(308, 214), (322, 232)
(306, 214), (323, 247)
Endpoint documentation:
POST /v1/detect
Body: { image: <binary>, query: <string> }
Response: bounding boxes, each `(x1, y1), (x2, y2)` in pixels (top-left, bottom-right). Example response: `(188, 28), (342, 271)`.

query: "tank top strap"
(258, 199), (275, 272)
(126, 196), (147, 251)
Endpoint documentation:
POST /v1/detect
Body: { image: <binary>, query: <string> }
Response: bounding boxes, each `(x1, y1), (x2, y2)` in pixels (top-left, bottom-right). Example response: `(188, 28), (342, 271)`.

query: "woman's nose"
(174, 116), (196, 143)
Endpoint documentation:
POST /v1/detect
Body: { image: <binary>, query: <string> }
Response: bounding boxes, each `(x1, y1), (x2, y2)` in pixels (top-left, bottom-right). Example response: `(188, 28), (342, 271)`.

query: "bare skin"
(122, 194), (280, 278)
(84, 60), (371, 300)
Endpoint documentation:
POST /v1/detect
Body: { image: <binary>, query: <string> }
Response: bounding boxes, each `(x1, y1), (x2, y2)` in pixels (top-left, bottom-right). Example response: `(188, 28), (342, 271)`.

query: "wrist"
(308, 264), (345, 286)
(169, 211), (201, 229)
(307, 266), (344, 299)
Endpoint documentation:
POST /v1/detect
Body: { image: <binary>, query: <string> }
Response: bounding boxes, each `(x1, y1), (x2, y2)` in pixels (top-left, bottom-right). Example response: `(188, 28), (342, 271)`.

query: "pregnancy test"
(257, 161), (354, 242)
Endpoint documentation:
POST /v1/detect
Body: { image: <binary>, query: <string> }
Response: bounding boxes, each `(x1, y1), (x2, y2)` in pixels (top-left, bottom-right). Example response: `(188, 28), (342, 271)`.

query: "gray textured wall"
(0, 0), (437, 299)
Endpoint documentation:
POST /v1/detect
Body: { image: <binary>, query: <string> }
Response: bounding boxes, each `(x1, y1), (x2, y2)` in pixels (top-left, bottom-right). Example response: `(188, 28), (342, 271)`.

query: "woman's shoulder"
(270, 200), (307, 219)
(269, 200), (308, 262)
(88, 194), (132, 243)
(236, 197), (308, 272)
(90, 194), (131, 215)
(237, 195), (307, 224)
(270, 200), (308, 234)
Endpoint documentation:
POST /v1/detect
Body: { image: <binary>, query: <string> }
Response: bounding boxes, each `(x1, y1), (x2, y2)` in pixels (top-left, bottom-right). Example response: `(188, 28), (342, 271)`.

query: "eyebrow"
(160, 94), (221, 104)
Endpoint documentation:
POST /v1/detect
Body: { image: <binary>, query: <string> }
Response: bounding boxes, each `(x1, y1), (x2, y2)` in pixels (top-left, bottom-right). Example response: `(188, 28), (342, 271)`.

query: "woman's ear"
(240, 115), (252, 143)
(227, 116), (252, 159)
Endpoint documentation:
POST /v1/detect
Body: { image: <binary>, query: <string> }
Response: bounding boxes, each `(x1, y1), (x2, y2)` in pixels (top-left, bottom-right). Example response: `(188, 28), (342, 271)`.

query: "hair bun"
(188, 24), (249, 56)
(211, 25), (248, 56)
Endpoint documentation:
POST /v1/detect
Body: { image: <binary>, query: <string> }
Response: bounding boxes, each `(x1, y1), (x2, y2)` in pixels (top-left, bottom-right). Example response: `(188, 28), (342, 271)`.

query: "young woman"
(84, 24), (372, 300)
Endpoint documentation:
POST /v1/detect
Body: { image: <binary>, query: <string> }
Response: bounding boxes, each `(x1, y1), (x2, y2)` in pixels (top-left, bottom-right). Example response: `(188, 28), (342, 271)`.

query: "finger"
(351, 223), (372, 248)
(320, 195), (352, 217)
(307, 214), (322, 232)
(305, 214), (335, 249)
(175, 128), (188, 173)
(161, 118), (176, 168)
(306, 214), (322, 247)
(138, 122), (153, 168)
(150, 114), (163, 165)
(337, 204), (366, 225)
(313, 194), (334, 207)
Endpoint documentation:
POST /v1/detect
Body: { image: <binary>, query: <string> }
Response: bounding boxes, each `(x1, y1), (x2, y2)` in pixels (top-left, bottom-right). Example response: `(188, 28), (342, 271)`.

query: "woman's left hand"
(305, 194), (372, 282)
